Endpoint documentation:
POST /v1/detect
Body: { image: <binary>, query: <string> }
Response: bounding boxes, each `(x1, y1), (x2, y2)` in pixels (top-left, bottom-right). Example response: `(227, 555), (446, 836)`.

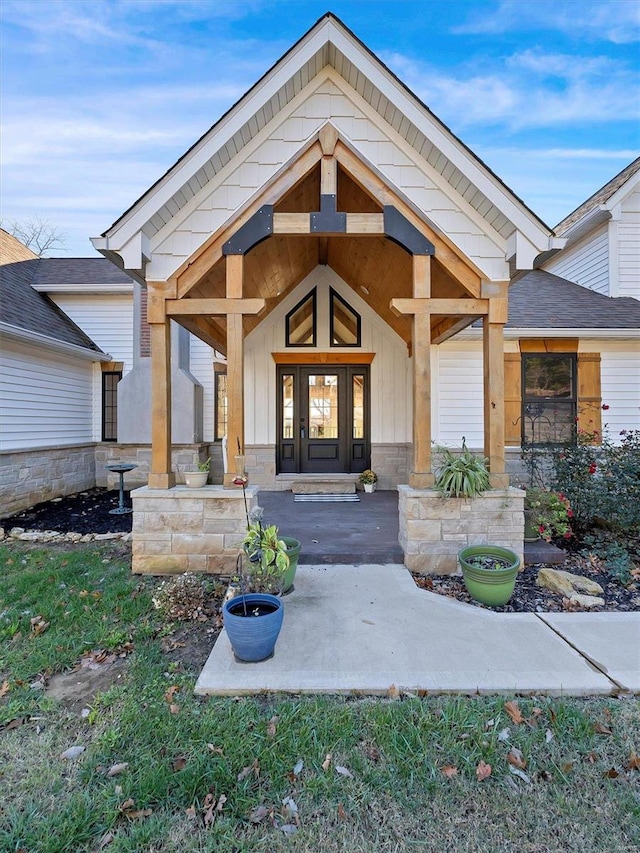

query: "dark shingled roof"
(1, 259), (105, 352)
(507, 269), (640, 329)
(555, 157), (640, 235)
(31, 257), (133, 287)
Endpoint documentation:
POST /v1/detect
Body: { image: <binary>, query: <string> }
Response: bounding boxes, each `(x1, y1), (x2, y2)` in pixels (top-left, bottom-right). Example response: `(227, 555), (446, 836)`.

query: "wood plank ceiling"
(181, 164), (473, 351)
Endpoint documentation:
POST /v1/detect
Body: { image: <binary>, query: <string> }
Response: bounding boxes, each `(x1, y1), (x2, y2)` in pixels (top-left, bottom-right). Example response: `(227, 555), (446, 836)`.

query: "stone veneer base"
(131, 485), (258, 575)
(398, 485), (525, 575)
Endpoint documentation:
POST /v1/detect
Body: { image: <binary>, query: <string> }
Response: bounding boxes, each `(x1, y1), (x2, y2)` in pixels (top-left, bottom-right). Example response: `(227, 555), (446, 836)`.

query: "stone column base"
(131, 485), (257, 574)
(398, 485), (525, 575)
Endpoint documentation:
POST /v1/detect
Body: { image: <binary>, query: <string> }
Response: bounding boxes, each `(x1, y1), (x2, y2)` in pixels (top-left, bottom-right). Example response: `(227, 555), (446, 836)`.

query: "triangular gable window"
(286, 289), (316, 346)
(330, 288), (361, 347)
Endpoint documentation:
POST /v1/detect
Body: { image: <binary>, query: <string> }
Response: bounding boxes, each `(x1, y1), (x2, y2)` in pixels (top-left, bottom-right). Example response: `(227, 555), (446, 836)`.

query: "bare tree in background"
(3, 216), (66, 257)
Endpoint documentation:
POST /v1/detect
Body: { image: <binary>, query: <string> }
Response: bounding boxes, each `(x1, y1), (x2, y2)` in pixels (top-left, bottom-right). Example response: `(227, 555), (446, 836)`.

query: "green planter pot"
(524, 510), (541, 542)
(458, 545), (520, 607)
(280, 536), (301, 593)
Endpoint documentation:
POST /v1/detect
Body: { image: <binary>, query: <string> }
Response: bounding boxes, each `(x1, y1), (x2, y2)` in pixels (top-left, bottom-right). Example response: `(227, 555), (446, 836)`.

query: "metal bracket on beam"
(310, 195), (346, 233)
(384, 206), (435, 256)
(223, 205), (274, 255)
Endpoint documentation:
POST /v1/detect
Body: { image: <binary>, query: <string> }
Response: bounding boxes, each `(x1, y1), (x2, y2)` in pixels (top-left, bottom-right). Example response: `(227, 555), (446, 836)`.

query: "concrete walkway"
(195, 564), (640, 697)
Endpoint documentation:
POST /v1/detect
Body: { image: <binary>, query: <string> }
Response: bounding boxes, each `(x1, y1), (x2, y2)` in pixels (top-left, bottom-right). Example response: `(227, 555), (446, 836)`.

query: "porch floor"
(256, 489), (403, 564)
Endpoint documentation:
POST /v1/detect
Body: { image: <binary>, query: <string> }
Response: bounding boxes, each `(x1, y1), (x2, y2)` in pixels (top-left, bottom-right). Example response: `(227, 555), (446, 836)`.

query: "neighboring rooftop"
(507, 269), (640, 329)
(554, 157), (640, 236)
(31, 257), (134, 289)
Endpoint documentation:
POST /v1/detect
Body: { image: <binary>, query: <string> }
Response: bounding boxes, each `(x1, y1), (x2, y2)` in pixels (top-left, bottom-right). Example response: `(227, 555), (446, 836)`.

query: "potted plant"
(434, 438), (490, 498)
(183, 456), (210, 488)
(359, 469), (378, 493)
(524, 488), (573, 543)
(223, 516), (291, 661)
(458, 545), (521, 606)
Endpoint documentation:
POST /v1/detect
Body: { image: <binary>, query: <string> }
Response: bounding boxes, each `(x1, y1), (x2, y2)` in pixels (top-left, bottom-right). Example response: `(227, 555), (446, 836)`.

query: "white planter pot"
(183, 471), (208, 488)
(363, 482), (375, 493)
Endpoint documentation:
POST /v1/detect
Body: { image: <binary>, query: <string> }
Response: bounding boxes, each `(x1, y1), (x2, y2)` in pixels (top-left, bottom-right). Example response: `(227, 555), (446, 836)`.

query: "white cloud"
(452, 0), (640, 44)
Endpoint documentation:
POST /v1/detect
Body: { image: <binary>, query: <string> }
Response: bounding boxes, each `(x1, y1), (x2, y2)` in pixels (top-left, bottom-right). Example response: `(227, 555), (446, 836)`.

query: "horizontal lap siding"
(188, 336), (217, 441)
(543, 227), (609, 294)
(617, 218), (640, 300)
(598, 345), (640, 440)
(436, 343), (484, 447)
(0, 339), (94, 449)
(50, 295), (134, 372)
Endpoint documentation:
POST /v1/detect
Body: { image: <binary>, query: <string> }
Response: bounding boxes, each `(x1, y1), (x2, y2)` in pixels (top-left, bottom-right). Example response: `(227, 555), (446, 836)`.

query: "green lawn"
(0, 544), (638, 853)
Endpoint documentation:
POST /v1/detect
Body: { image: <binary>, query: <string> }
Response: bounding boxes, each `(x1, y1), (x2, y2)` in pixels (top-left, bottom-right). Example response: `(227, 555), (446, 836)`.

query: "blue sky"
(1, 0), (638, 256)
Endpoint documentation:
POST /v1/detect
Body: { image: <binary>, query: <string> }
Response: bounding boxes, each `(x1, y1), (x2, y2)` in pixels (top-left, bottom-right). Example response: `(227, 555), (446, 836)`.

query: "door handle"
(300, 426), (305, 439)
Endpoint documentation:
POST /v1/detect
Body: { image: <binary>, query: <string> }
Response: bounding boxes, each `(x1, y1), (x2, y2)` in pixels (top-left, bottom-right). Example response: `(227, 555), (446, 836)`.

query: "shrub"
(434, 438), (490, 498)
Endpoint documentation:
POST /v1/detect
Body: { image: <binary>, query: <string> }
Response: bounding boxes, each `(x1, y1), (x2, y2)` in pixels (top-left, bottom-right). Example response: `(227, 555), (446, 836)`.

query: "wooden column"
(147, 303), (175, 489)
(224, 254), (245, 488)
(483, 314), (508, 488)
(410, 255), (434, 489)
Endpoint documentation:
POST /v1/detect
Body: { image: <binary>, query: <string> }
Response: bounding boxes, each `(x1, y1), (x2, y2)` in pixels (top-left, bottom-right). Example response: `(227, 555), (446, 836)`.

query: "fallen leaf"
(169, 703), (180, 715)
(562, 762), (574, 774)
(0, 680), (9, 699)
(267, 715), (279, 738)
(322, 753), (332, 771)
(504, 701), (524, 725)
(337, 803), (347, 821)
(172, 755), (187, 772)
(497, 727), (510, 742)
(361, 741), (380, 762)
(164, 685), (179, 703)
(282, 796), (299, 824)
(280, 824), (298, 836)
(97, 831), (115, 849)
(509, 765), (531, 785)
(237, 758), (260, 782)
(120, 799), (152, 820)
(593, 722), (612, 735)
(61, 745), (85, 760)
(30, 616), (50, 636)
(625, 751), (640, 771)
(3, 717), (25, 731)
(538, 769), (553, 782)
(336, 765), (354, 778)
(603, 767), (619, 778)
(388, 683), (400, 699)
(585, 751), (599, 764)
(185, 805), (197, 819)
(476, 760), (492, 781)
(203, 793), (215, 828)
(293, 758), (304, 776)
(248, 805), (270, 824)
(107, 762), (129, 777)
(507, 747), (527, 770)
(207, 744), (224, 755)
(441, 765), (458, 779)
(545, 729), (554, 743)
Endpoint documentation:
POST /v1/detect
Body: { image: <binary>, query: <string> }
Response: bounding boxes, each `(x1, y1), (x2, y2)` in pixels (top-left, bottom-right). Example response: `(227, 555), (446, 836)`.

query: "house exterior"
(2, 14), (638, 573)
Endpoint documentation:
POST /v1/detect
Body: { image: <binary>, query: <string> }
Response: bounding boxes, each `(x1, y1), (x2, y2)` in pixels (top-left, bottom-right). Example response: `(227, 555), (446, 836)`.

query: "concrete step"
(289, 476), (357, 495)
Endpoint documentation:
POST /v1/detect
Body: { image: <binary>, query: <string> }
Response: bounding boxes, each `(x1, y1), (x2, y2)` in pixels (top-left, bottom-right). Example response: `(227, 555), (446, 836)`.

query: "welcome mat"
(294, 493), (360, 502)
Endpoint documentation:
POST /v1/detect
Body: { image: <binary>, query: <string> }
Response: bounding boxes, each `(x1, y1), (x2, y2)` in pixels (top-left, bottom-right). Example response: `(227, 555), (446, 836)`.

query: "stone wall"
(95, 444), (224, 489)
(398, 486), (525, 575)
(131, 484), (257, 574)
(371, 444), (411, 490)
(0, 444), (96, 517)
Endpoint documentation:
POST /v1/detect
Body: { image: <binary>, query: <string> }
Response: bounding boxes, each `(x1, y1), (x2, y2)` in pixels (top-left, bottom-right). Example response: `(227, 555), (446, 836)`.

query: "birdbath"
(105, 463), (138, 514)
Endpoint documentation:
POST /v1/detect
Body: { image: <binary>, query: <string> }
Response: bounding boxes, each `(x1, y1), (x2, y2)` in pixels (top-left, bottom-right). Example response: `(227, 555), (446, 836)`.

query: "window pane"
(215, 373), (227, 441)
(331, 289), (360, 346)
(287, 291), (315, 346)
(524, 356), (573, 399)
(353, 374), (364, 438)
(522, 401), (575, 444)
(282, 375), (294, 438)
(102, 372), (121, 441)
(308, 374), (338, 438)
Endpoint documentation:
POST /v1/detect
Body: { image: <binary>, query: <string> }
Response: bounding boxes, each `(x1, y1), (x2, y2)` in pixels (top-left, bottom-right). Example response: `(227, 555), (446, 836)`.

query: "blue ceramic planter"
(223, 593), (284, 661)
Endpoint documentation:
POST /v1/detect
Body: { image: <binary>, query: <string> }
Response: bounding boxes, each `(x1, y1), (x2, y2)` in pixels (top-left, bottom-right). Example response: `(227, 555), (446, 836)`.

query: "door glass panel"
(353, 374), (364, 438)
(282, 375), (294, 438)
(308, 374), (338, 438)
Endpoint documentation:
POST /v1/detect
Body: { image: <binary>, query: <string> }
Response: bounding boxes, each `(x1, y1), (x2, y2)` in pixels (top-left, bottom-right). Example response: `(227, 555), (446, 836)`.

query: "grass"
(1, 543), (639, 853)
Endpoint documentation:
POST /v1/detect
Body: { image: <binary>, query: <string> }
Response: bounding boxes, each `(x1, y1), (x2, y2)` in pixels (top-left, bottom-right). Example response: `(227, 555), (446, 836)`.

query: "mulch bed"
(3, 489), (638, 614)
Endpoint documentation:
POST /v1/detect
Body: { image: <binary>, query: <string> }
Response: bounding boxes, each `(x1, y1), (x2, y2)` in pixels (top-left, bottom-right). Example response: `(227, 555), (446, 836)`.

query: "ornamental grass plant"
(435, 438), (490, 498)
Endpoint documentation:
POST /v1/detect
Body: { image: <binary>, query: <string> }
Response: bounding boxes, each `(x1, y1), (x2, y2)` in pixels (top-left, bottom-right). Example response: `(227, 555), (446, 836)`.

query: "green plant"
(435, 438), (490, 498)
(359, 469), (377, 485)
(525, 488), (573, 543)
(238, 509), (290, 595)
(198, 456), (211, 472)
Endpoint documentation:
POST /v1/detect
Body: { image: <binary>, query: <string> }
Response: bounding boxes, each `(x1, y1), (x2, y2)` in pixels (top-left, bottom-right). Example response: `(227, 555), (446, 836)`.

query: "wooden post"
(483, 316), (508, 488)
(224, 254), (245, 488)
(148, 315), (175, 489)
(410, 255), (434, 489)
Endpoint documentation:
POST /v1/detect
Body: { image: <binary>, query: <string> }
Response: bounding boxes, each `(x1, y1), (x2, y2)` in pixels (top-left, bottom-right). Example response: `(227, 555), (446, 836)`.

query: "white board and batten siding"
(0, 338), (94, 450)
(582, 339), (640, 440)
(189, 336), (220, 442)
(434, 342), (484, 448)
(244, 266), (412, 446)
(543, 225), (609, 295)
(148, 78), (507, 284)
(618, 189), (640, 300)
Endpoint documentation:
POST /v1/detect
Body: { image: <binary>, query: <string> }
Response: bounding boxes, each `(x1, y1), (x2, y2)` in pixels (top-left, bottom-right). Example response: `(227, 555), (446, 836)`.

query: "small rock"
(66, 532), (82, 542)
(80, 534), (94, 542)
(94, 532), (120, 540)
(0, 527), (5, 540)
(61, 746), (85, 760)
(569, 593), (605, 609)
(9, 527), (25, 538)
(19, 532), (45, 541)
(536, 568), (604, 597)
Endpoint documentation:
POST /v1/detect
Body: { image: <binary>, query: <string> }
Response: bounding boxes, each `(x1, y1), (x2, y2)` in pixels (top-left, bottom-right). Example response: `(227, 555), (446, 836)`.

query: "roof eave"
(0, 322), (111, 361)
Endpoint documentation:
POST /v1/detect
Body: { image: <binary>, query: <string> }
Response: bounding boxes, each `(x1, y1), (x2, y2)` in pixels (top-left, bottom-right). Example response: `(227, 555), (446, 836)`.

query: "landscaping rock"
(66, 532), (83, 542)
(536, 568), (604, 597)
(80, 534), (94, 542)
(568, 593), (605, 609)
(94, 532), (121, 540)
(19, 531), (47, 541)
(9, 527), (25, 538)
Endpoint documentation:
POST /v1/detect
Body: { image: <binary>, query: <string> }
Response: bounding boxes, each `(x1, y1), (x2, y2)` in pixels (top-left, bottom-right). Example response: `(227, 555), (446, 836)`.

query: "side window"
(215, 372), (227, 441)
(286, 289), (316, 346)
(102, 371), (121, 441)
(521, 354), (576, 445)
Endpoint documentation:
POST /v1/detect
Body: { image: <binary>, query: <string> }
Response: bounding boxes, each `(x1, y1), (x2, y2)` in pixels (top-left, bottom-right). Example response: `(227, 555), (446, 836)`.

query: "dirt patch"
(1, 488), (133, 535)
(46, 659), (128, 711)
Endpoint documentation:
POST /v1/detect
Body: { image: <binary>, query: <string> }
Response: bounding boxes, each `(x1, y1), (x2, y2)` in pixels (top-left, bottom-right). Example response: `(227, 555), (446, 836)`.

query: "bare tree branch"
(2, 216), (67, 257)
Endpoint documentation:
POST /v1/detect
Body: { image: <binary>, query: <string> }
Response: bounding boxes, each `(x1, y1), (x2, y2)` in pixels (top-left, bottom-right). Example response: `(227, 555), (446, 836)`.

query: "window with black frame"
(215, 372), (228, 441)
(101, 372), (122, 441)
(521, 353), (576, 445)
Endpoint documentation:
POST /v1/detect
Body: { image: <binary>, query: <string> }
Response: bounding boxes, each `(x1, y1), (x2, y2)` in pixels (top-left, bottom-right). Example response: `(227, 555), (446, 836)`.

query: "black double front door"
(276, 365), (370, 474)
